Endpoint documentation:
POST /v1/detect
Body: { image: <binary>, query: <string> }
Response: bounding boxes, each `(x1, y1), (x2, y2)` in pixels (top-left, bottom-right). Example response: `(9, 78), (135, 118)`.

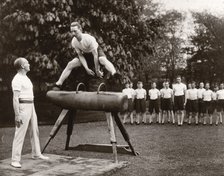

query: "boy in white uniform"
(202, 83), (213, 125)
(11, 58), (49, 168)
(160, 81), (175, 124)
(129, 82), (136, 123)
(53, 22), (118, 90)
(197, 82), (205, 123)
(135, 81), (147, 124)
(172, 76), (187, 126)
(122, 82), (134, 124)
(211, 85), (219, 125)
(185, 83), (192, 120)
(186, 82), (198, 124)
(148, 82), (161, 124)
(216, 83), (224, 125)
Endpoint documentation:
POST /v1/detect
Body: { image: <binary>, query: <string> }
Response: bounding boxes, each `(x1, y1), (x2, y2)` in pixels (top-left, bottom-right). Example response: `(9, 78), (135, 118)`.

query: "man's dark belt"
(19, 99), (33, 104)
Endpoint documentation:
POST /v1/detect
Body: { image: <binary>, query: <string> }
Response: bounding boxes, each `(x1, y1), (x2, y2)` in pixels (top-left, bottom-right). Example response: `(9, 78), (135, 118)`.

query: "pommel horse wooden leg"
(112, 112), (139, 156)
(42, 109), (69, 153)
(65, 110), (76, 150)
(106, 112), (118, 163)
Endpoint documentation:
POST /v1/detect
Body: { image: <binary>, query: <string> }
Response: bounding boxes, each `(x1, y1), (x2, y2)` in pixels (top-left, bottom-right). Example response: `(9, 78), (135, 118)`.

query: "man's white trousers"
(12, 103), (41, 162)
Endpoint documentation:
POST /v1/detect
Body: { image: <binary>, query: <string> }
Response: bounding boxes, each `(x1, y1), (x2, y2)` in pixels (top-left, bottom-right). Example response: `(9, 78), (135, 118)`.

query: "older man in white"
(216, 83), (224, 125)
(11, 57), (49, 168)
(172, 76), (187, 126)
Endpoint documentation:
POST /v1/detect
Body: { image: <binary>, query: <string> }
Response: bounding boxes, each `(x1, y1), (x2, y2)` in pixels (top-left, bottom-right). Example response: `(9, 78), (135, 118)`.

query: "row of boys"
(122, 76), (224, 126)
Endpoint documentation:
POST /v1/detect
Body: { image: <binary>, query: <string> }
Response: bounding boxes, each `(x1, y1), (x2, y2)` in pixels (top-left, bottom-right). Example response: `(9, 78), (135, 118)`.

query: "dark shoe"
(51, 83), (62, 91)
(46, 82), (62, 91)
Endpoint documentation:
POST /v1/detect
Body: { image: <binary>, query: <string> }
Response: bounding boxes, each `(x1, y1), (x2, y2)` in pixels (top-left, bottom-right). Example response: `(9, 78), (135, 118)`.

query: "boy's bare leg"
(158, 113), (161, 124)
(130, 112), (134, 124)
(136, 113), (140, 124)
(171, 111), (175, 124)
(203, 113), (207, 125)
(195, 113), (198, 124)
(188, 113), (192, 124)
(161, 111), (165, 124)
(220, 112), (223, 124)
(149, 114), (153, 124)
(142, 113), (146, 123)
(123, 113), (128, 124)
(209, 114), (213, 125)
(177, 112), (181, 125)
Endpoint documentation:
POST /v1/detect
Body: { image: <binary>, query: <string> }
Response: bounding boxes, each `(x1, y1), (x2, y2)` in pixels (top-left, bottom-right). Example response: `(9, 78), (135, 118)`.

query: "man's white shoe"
(11, 161), (21, 168)
(32, 154), (49, 160)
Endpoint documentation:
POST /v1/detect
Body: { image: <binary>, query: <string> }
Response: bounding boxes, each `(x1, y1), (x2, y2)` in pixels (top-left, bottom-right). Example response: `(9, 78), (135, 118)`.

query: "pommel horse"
(42, 83), (138, 163)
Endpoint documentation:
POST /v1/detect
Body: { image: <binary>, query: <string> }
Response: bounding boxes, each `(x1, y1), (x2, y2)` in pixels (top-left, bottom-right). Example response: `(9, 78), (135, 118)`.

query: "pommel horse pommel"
(42, 83), (139, 163)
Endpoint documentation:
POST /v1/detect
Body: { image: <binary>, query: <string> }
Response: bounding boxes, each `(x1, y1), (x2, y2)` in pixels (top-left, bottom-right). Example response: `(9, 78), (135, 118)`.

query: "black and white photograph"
(1, 0), (224, 175)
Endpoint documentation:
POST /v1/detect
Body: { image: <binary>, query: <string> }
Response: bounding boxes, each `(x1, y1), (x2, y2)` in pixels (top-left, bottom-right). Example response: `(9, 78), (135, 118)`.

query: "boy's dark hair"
(151, 82), (156, 85)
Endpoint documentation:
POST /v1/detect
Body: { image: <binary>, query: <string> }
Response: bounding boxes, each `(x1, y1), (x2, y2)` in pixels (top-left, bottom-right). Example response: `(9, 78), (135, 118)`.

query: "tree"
(0, 0), (161, 90)
(187, 12), (224, 83)
(142, 10), (186, 83)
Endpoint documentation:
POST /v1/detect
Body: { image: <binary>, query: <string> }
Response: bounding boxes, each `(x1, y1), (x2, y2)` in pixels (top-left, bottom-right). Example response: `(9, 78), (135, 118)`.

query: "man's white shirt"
(11, 73), (34, 100)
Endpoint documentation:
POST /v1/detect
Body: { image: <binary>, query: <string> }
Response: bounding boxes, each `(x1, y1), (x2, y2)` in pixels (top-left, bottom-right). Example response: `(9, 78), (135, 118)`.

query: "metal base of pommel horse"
(42, 83), (139, 163)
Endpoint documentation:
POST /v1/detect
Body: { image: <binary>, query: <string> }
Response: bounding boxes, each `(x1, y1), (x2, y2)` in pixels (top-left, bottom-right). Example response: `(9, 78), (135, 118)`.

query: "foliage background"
(4, 0), (224, 125)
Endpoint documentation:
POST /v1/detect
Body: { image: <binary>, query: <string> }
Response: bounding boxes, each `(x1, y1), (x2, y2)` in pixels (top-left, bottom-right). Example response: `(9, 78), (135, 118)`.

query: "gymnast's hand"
(96, 70), (103, 78)
(86, 68), (95, 76)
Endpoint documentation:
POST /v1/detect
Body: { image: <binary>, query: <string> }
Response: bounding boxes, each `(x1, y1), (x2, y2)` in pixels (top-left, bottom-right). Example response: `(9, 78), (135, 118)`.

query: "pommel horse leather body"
(42, 88), (138, 162)
(46, 91), (128, 112)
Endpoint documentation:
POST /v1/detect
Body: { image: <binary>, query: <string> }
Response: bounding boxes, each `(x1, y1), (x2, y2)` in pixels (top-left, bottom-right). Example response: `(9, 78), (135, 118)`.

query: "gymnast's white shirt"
(217, 89), (224, 100)
(71, 33), (98, 53)
(11, 73), (34, 100)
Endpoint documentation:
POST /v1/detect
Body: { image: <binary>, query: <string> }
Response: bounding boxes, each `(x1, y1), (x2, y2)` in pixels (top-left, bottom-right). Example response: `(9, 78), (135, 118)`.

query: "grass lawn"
(1, 119), (224, 176)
